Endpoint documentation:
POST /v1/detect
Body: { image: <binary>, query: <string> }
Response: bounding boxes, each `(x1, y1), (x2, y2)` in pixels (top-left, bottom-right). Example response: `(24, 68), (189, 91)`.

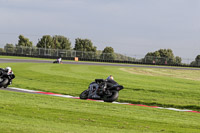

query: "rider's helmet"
(107, 75), (114, 80)
(5, 67), (12, 74)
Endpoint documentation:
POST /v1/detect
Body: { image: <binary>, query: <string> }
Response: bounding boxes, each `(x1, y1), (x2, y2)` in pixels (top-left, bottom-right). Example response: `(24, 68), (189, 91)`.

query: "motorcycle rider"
(57, 57), (62, 64)
(0, 67), (15, 84)
(102, 75), (118, 93)
(106, 75), (117, 87)
(5, 67), (13, 74)
(88, 75), (118, 99)
(0, 67), (13, 75)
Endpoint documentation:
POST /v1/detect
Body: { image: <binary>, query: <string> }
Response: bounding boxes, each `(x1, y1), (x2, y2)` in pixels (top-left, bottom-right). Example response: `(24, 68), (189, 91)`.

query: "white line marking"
(112, 102), (129, 104)
(165, 108), (192, 112)
(9, 87), (38, 93)
(49, 94), (74, 98)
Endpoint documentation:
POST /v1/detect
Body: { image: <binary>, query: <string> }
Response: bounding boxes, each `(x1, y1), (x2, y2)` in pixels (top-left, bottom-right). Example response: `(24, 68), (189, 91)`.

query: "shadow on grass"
(127, 87), (163, 93)
(117, 99), (200, 111)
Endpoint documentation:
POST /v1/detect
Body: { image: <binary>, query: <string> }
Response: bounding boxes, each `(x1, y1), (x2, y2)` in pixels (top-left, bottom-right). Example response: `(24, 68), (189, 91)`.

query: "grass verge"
(0, 62), (199, 110)
(1, 90), (200, 133)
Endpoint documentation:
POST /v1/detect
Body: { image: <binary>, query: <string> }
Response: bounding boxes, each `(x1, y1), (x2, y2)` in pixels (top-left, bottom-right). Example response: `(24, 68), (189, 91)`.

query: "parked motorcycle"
(0, 69), (15, 88)
(80, 79), (123, 102)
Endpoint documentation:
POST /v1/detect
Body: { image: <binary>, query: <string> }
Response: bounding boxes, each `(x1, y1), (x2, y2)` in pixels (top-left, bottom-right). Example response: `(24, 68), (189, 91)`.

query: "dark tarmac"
(0, 58), (200, 70)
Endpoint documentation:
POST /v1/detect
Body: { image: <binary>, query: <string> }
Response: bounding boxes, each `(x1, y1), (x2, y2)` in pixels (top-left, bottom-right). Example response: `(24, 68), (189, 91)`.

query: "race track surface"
(0, 58), (200, 70)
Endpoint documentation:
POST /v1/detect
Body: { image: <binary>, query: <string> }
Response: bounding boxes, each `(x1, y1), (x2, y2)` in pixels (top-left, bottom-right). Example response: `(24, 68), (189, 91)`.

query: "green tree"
(74, 38), (96, 52)
(16, 35), (33, 47)
(174, 56), (182, 65)
(74, 38), (97, 58)
(0, 48), (4, 53)
(143, 49), (181, 65)
(100, 47), (115, 60)
(52, 35), (71, 50)
(15, 35), (33, 55)
(36, 35), (54, 56)
(37, 35), (71, 49)
(191, 55), (200, 66)
(37, 35), (53, 49)
(36, 35), (71, 56)
(4, 44), (15, 53)
(195, 55), (200, 62)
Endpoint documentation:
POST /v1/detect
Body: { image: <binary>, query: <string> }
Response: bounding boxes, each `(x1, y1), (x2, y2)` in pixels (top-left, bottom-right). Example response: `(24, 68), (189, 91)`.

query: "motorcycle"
(53, 60), (63, 64)
(53, 58), (62, 64)
(0, 70), (15, 88)
(53, 60), (59, 63)
(80, 79), (124, 102)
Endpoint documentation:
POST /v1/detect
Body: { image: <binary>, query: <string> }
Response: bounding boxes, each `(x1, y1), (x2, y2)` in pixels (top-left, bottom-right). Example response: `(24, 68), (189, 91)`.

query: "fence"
(0, 45), (198, 67)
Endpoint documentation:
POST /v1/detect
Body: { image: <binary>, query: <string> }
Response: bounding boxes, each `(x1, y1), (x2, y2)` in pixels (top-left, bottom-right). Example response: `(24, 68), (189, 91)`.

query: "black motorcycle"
(0, 70), (15, 88)
(53, 60), (62, 64)
(80, 79), (123, 102)
(53, 60), (59, 63)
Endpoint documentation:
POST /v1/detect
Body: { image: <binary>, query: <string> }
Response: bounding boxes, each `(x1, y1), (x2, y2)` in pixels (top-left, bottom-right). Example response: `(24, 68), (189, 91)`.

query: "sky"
(0, 0), (200, 60)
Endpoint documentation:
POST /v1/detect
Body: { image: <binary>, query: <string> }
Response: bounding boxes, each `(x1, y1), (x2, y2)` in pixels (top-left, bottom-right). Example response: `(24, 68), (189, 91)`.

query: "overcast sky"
(0, 0), (199, 59)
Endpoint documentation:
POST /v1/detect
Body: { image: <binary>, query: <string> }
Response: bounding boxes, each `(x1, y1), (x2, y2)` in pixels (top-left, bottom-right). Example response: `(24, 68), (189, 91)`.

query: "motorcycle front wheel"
(103, 90), (119, 102)
(0, 78), (9, 88)
(80, 90), (89, 99)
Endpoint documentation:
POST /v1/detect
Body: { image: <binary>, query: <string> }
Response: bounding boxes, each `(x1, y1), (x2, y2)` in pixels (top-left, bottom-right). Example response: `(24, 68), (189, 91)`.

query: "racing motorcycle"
(53, 58), (62, 64)
(0, 70), (15, 88)
(80, 79), (123, 102)
(53, 59), (59, 63)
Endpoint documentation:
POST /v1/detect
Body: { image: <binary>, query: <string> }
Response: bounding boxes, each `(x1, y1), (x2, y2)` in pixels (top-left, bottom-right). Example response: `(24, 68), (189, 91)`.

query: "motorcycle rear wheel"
(103, 90), (119, 102)
(80, 90), (89, 99)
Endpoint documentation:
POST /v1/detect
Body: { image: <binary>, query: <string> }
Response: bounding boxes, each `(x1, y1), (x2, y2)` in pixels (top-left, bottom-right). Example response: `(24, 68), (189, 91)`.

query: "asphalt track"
(0, 58), (200, 70)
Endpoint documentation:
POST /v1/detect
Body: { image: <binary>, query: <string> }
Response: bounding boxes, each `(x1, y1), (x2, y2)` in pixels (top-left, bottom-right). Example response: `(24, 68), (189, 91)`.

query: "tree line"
(0, 34), (199, 66)
(1, 35), (131, 61)
(143, 49), (182, 65)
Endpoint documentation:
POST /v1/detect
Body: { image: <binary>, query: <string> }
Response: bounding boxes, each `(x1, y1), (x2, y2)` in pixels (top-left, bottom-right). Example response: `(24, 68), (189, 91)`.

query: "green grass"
(1, 57), (200, 132)
(0, 55), (53, 60)
(1, 90), (200, 133)
(1, 62), (200, 110)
